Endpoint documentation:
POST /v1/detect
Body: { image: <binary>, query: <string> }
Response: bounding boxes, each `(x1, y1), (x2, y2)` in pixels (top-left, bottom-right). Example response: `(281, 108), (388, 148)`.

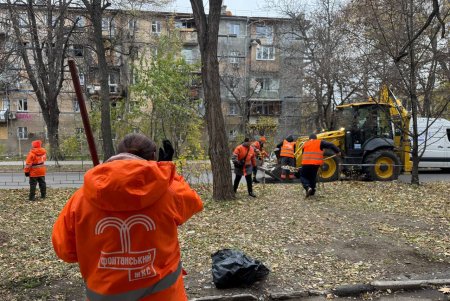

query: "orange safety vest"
(280, 140), (296, 158)
(52, 158), (203, 301)
(301, 139), (323, 165)
(24, 147), (47, 177)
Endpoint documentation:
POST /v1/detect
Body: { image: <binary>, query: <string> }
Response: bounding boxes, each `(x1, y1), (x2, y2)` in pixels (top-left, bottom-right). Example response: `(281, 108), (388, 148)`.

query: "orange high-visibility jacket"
(251, 141), (261, 151)
(24, 147), (47, 177)
(280, 140), (296, 158)
(233, 144), (256, 167)
(252, 141), (268, 159)
(52, 157), (203, 301)
(301, 139), (324, 165)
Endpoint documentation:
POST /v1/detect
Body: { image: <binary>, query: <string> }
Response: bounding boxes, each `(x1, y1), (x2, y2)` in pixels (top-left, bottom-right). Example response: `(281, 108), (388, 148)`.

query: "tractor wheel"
(364, 150), (401, 181)
(319, 154), (340, 182)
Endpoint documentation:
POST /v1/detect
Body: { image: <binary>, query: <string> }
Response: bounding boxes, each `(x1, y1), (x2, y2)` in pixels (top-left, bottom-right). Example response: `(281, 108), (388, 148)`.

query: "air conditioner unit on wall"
(87, 85), (95, 94)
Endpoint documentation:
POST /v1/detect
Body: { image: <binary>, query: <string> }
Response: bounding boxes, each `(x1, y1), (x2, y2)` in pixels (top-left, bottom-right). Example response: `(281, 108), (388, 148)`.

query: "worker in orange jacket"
(300, 133), (341, 198)
(232, 138), (257, 197)
(52, 133), (203, 301)
(276, 135), (296, 180)
(24, 140), (46, 201)
(251, 136), (267, 183)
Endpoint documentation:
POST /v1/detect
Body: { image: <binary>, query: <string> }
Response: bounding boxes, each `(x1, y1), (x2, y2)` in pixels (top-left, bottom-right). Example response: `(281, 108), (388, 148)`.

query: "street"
(0, 169), (449, 189)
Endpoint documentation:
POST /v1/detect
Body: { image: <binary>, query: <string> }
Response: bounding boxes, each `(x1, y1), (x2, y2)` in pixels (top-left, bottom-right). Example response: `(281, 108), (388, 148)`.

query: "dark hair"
(117, 133), (156, 160)
(309, 133), (317, 139)
(286, 135), (294, 142)
(243, 137), (250, 142)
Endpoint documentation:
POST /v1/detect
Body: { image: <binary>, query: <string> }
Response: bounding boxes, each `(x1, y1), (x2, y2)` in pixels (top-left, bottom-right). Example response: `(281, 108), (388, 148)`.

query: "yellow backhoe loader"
(263, 86), (412, 181)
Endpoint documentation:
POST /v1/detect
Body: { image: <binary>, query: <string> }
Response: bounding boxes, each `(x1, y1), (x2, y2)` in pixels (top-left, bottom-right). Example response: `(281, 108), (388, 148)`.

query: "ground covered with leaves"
(0, 181), (449, 300)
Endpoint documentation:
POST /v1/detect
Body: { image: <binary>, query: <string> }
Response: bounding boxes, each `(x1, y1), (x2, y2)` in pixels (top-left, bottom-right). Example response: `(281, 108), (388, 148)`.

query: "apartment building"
(0, 4), (305, 156)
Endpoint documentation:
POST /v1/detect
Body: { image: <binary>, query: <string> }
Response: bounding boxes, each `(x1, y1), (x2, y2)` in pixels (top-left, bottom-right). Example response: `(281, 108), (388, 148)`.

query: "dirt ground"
(0, 181), (449, 300)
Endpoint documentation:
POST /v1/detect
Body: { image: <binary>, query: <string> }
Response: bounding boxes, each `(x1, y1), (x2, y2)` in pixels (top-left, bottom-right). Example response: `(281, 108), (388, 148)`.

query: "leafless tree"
(79, 0), (167, 160)
(190, 0), (234, 200)
(6, 0), (78, 159)
(347, 0), (449, 184)
(79, 0), (116, 160)
(219, 55), (261, 137)
(268, 0), (364, 131)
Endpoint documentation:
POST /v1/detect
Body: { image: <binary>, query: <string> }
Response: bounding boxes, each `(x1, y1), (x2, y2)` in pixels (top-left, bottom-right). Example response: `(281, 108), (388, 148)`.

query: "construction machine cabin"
(263, 87), (413, 181)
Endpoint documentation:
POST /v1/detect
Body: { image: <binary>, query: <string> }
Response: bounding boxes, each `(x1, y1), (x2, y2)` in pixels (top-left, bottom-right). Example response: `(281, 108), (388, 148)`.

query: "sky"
(163, 0), (278, 17)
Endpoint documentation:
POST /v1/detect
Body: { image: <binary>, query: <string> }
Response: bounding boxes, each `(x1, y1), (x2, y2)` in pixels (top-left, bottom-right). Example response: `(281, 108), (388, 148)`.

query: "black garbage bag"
(211, 249), (270, 289)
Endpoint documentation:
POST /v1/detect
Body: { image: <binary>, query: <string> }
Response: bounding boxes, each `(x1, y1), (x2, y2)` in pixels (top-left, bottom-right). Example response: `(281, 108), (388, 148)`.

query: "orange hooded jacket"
(24, 140), (46, 177)
(52, 154), (203, 301)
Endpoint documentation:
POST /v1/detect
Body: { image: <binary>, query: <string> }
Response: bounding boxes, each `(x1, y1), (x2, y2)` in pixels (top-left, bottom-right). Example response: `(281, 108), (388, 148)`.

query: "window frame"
(229, 129), (238, 139)
(17, 126), (28, 140)
(128, 19), (138, 31)
(229, 50), (240, 64)
(108, 73), (119, 93)
(151, 20), (161, 34)
(73, 98), (80, 112)
(75, 16), (85, 27)
(256, 25), (273, 38)
(256, 46), (275, 61)
(72, 44), (84, 57)
(228, 23), (240, 36)
(17, 99), (28, 112)
(2, 99), (10, 110)
(79, 73), (85, 86)
(250, 101), (281, 116)
(229, 102), (238, 116)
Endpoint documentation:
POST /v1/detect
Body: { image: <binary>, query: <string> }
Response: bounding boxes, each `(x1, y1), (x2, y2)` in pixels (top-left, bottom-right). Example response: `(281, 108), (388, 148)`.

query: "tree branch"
(394, 0), (440, 62)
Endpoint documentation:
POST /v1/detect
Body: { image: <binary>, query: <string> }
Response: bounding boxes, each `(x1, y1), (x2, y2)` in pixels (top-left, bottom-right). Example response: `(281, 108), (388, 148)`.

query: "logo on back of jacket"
(95, 214), (156, 281)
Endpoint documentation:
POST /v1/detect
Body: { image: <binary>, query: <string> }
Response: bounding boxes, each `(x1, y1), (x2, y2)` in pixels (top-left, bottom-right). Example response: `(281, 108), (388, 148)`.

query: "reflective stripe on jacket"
(52, 157), (203, 301)
(301, 139), (323, 165)
(24, 147), (47, 177)
(280, 140), (296, 158)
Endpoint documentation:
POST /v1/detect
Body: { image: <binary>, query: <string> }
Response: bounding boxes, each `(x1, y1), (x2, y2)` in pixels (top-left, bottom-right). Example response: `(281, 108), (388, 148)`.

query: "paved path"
(1, 161), (449, 189)
(0, 171), (85, 188)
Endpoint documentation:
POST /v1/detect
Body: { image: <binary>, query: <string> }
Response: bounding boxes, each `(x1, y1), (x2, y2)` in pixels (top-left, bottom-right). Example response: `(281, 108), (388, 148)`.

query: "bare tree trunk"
(190, 0), (234, 200)
(83, 0), (115, 161)
(46, 115), (61, 159)
(407, 0), (420, 185)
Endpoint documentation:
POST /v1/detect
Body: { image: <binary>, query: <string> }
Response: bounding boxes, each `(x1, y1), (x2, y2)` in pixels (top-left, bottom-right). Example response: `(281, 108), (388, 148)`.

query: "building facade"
(0, 4), (305, 156)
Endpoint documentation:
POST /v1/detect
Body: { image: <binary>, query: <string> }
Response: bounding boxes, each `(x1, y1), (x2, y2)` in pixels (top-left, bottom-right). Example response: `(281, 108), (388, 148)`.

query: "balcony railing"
(179, 30), (198, 46)
(254, 90), (279, 99)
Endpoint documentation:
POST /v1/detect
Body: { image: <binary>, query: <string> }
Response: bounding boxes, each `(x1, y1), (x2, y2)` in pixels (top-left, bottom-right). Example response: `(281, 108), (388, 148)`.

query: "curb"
(190, 294), (258, 301)
(189, 279), (450, 300)
(333, 278), (450, 297)
(269, 290), (328, 300)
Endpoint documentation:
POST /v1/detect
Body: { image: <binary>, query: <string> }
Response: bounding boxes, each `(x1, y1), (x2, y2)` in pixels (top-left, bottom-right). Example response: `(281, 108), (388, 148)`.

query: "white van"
(412, 118), (450, 169)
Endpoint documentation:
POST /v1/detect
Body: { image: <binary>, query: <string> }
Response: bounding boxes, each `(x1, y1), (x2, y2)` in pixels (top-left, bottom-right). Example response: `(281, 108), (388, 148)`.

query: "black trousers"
(29, 176), (46, 200)
(233, 174), (253, 194)
(300, 165), (320, 194)
(252, 167), (258, 178)
(281, 157), (295, 176)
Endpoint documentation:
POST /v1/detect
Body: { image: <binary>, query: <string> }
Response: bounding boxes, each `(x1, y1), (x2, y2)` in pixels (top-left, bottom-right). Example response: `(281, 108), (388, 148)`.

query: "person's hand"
(158, 139), (174, 161)
(25, 172), (30, 177)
